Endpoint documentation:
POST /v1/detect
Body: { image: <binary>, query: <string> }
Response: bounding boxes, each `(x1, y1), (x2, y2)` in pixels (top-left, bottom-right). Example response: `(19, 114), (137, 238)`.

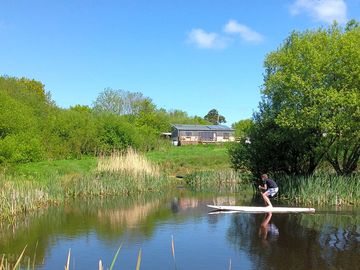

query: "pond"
(0, 189), (359, 270)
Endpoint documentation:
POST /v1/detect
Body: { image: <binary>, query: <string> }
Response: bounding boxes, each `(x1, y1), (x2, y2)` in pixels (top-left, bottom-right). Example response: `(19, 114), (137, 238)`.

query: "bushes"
(0, 76), (208, 165)
(0, 133), (45, 164)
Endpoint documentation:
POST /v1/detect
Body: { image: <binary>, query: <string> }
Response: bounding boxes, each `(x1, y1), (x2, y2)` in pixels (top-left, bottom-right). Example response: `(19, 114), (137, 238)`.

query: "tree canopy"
(204, 109), (226, 124)
(230, 21), (360, 176)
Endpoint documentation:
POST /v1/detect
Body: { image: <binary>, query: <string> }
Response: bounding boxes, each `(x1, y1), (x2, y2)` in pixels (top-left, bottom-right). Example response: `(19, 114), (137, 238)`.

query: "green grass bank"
(146, 144), (232, 176)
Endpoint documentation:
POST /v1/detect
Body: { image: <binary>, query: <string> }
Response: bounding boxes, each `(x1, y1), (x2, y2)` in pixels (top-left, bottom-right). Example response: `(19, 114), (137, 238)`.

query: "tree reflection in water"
(226, 211), (359, 270)
(0, 193), (359, 270)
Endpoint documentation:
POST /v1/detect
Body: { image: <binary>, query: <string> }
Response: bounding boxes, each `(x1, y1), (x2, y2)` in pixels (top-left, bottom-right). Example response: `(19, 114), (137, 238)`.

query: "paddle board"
(207, 205), (315, 213)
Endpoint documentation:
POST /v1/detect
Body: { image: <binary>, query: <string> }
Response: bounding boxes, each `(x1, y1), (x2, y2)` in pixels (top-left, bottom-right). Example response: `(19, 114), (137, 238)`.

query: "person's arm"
(259, 182), (267, 191)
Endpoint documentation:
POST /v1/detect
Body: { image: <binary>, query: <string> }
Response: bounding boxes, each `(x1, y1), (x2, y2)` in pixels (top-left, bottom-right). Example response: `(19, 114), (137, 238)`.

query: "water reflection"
(0, 193), (174, 266)
(0, 192), (359, 270)
(227, 211), (359, 269)
(258, 213), (279, 243)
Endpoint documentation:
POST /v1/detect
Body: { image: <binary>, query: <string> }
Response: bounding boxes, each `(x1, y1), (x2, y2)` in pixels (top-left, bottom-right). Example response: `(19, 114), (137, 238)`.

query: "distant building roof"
(172, 124), (234, 131)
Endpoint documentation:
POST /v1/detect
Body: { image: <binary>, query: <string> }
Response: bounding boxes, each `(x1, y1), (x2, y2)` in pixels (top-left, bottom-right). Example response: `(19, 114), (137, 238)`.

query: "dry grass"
(97, 149), (160, 178)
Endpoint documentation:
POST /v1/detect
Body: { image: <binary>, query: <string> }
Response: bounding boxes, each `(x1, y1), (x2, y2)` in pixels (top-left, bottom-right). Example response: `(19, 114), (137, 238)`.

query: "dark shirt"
(263, 178), (278, 188)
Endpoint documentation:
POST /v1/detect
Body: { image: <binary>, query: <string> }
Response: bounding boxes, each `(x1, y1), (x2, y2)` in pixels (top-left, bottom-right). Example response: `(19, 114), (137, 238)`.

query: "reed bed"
(185, 169), (252, 193)
(277, 173), (360, 205)
(0, 176), (51, 221)
(0, 149), (170, 221)
(97, 149), (160, 178)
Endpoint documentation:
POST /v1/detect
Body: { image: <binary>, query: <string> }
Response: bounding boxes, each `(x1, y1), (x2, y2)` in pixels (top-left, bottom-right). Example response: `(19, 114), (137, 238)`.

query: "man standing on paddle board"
(258, 174), (278, 207)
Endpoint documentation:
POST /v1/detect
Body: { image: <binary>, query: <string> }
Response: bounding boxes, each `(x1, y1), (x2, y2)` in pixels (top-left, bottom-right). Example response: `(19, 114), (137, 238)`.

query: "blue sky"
(1, 0), (359, 125)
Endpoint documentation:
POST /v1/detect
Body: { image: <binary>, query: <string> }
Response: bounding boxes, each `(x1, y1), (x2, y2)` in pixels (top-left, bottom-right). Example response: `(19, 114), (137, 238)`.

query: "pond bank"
(0, 150), (172, 221)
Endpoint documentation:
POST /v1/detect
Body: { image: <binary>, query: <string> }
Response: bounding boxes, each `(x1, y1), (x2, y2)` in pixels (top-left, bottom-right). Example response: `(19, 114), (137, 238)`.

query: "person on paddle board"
(258, 174), (278, 207)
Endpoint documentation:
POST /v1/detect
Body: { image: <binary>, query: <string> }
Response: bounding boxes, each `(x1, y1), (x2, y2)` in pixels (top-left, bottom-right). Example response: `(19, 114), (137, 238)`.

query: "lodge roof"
(171, 124), (234, 131)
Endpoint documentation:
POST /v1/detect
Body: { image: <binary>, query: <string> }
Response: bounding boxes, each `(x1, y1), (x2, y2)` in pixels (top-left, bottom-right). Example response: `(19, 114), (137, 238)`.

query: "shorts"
(265, 187), (278, 197)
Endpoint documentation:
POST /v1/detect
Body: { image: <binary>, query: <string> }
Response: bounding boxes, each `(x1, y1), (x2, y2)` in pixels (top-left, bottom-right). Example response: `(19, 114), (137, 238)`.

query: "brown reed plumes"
(97, 149), (160, 178)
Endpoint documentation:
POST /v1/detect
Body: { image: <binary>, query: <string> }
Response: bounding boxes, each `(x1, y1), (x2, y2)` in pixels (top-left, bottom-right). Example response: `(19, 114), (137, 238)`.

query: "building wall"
(172, 129), (235, 144)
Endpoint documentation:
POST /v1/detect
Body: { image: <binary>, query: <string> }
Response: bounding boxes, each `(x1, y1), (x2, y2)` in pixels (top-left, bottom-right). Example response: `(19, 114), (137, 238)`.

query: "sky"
(1, 0), (360, 125)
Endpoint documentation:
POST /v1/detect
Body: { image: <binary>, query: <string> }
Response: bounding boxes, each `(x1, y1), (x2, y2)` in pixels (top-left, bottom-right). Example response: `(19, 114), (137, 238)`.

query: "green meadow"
(146, 144), (232, 176)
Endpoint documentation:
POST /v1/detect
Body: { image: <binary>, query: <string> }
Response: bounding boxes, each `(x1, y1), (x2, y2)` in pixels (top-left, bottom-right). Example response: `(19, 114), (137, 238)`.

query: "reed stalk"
(64, 249), (71, 270)
(171, 235), (177, 270)
(136, 249), (142, 270)
(109, 244), (122, 270)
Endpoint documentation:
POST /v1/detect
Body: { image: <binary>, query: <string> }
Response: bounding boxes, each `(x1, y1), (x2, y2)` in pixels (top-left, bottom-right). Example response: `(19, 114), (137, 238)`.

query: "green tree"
(232, 119), (253, 140)
(262, 22), (360, 175)
(92, 88), (155, 116)
(230, 22), (360, 176)
(97, 114), (138, 153)
(0, 76), (50, 163)
(204, 109), (226, 124)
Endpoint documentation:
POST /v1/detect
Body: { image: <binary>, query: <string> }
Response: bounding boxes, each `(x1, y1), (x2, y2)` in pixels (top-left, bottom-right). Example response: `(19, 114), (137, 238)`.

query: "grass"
(146, 144), (232, 176)
(6, 157), (97, 182)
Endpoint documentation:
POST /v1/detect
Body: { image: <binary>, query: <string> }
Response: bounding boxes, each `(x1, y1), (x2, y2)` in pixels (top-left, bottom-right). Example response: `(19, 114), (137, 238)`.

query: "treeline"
(229, 21), (360, 176)
(0, 76), (208, 164)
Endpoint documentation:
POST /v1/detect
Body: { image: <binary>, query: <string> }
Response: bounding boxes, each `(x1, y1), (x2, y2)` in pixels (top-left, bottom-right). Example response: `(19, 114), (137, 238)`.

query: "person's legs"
(261, 192), (273, 207)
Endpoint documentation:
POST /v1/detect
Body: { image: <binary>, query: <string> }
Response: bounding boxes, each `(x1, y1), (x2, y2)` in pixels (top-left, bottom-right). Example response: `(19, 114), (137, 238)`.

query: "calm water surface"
(0, 190), (359, 270)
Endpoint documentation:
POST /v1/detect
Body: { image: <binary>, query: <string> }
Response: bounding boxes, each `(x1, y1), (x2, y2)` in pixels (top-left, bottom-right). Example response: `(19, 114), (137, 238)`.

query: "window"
(185, 131), (192, 136)
(223, 133), (229, 139)
(200, 132), (214, 141)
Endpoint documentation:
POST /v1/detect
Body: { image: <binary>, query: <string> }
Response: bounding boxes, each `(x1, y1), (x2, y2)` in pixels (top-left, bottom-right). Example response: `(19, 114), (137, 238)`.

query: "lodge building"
(171, 124), (235, 145)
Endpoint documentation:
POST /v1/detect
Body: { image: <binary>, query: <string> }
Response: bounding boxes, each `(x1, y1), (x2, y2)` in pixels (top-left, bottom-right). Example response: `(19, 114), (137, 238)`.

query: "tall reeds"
(0, 149), (170, 221)
(185, 169), (251, 193)
(0, 245), (27, 270)
(0, 176), (50, 221)
(277, 173), (360, 205)
(97, 149), (160, 178)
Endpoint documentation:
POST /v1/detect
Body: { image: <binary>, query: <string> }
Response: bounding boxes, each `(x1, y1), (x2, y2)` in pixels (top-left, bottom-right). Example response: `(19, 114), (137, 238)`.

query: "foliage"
(263, 22), (360, 175)
(229, 21), (360, 176)
(231, 119), (253, 139)
(92, 88), (155, 116)
(203, 109), (226, 124)
(0, 77), (50, 164)
(96, 114), (138, 153)
(165, 109), (210, 125)
(0, 76), (213, 164)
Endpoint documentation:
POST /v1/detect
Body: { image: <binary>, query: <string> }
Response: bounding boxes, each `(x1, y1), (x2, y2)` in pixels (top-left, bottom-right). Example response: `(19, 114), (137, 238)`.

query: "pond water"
(0, 189), (359, 270)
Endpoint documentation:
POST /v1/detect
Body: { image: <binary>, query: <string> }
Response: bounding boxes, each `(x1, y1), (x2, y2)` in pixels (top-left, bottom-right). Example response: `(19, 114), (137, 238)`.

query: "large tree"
(92, 88), (155, 116)
(204, 109), (226, 124)
(262, 22), (360, 175)
(230, 21), (360, 176)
